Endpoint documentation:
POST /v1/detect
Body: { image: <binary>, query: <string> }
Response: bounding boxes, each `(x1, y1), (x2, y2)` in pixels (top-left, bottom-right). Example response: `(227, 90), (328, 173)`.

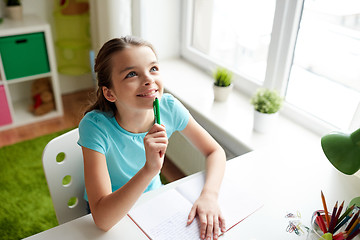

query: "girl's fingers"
(213, 216), (220, 240)
(205, 215), (213, 240)
(149, 123), (166, 133)
(187, 205), (197, 225)
(199, 214), (207, 240)
(219, 213), (226, 232)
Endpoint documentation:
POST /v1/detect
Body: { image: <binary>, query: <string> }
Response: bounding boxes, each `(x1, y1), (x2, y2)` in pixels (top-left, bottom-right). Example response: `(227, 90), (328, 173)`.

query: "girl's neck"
(115, 109), (154, 133)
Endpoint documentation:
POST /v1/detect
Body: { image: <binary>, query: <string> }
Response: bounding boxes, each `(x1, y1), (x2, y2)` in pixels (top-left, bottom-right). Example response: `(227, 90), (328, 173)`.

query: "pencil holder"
(306, 211), (330, 240)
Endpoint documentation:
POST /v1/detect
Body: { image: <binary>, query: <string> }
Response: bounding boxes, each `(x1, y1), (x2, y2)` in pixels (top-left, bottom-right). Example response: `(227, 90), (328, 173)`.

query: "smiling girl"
(78, 36), (226, 240)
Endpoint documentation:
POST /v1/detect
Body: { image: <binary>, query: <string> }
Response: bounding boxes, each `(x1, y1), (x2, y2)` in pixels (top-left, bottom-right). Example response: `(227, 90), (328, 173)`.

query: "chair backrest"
(42, 128), (88, 225)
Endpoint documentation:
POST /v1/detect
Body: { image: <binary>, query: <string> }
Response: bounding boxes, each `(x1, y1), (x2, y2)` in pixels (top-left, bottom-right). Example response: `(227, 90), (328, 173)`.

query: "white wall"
(136, 0), (181, 60)
(89, 0), (132, 53)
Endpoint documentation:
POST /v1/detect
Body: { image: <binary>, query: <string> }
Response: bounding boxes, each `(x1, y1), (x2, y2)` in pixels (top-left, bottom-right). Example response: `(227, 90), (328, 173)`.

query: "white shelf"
(0, 15), (63, 130)
(12, 100), (61, 126)
(5, 73), (53, 85)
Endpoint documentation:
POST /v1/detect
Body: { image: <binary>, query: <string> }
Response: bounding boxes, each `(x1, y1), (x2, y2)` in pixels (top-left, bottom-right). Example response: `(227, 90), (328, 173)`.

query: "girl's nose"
(144, 74), (155, 86)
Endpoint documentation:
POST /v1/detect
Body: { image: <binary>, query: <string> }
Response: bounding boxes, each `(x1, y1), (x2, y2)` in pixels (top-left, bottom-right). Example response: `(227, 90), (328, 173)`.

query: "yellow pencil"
(347, 218), (359, 235)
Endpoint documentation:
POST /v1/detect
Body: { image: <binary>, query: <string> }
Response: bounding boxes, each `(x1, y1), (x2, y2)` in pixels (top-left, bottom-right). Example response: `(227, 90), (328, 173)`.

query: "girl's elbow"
(93, 217), (113, 232)
(92, 212), (114, 232)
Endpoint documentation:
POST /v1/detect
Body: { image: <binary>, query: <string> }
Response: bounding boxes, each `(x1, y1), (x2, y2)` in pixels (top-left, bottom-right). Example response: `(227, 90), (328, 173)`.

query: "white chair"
(42, 128), (88, 225)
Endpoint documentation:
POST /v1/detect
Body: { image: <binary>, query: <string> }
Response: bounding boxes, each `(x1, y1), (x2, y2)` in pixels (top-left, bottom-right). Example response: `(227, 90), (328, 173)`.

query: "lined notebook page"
(128, 174), (263, 239)
(128, 188), (201, 240)
(176, 175), (263, 231)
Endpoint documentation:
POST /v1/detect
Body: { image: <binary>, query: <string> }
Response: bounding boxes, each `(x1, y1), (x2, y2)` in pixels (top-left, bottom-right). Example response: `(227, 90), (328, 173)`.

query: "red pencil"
(328, 201), (338, 233)
(333, 232), (347, 240)
(332, 201), (344, 231)
(316, 211), (327, 233)
(337, 204), (355, 225)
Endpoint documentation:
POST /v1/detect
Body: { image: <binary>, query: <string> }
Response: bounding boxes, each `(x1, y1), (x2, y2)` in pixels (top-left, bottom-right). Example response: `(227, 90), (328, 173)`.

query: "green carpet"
(0, 129), (72, 240)
(0, 128), (169, 239)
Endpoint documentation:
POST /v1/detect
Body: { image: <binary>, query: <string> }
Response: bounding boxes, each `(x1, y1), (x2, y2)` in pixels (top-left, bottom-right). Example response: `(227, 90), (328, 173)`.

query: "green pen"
(153, 97), (161, 124)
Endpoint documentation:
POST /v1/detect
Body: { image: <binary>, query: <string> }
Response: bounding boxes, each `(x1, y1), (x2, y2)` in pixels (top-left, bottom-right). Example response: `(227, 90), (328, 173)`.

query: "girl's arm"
(181, 116), (227, 240)
(82, 123), (167, 231)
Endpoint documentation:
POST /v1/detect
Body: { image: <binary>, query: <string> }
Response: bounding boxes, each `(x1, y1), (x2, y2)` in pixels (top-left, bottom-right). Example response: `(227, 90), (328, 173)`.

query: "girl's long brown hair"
(85, 36), (157, 116)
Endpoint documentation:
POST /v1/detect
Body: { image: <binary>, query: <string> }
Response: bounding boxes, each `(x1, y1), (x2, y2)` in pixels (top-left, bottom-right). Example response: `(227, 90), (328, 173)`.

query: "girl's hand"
(187, 192), (226, 240)
(143, 124), (168, 175)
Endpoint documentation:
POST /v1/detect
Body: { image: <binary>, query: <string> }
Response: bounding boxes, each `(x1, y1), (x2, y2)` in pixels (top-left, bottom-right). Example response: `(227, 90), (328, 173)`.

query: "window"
(191, 0), (276, 83)
(182, 0), (360, 133)
(287, 0), (360, 130)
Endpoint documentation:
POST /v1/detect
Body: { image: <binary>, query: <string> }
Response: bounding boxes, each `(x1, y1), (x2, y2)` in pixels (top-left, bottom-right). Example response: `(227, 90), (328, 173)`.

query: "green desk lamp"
(321, 128), (360, 207)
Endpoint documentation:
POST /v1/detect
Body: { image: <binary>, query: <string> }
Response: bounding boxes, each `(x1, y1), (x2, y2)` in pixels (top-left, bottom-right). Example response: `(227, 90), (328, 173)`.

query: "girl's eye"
(150, 66), (159, 72)
(125, 71), (137, 78)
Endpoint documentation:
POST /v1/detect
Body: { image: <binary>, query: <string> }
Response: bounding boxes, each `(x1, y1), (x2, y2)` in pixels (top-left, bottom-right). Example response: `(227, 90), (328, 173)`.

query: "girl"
(78, 36), (226, 240)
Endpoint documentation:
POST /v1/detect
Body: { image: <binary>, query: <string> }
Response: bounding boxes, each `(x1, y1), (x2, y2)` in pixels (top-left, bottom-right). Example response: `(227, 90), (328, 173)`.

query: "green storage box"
(0, 32), (50, 80)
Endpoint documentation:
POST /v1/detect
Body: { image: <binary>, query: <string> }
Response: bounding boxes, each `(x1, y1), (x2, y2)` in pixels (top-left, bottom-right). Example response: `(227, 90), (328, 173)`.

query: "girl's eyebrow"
(149, 61), (158, 65)
(120, 66), (136, 74)
(120, 61), (158, 74)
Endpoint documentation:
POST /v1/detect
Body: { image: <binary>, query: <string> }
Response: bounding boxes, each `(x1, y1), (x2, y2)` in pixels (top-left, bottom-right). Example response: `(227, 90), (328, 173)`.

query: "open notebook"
(128, 174), (263, 240)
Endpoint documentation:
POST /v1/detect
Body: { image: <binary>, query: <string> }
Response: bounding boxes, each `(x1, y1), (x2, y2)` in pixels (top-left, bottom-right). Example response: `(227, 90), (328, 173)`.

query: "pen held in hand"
(153, 97), (161, 125)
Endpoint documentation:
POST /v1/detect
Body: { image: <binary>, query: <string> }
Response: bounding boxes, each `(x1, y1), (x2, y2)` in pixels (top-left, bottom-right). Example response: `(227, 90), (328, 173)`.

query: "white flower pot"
(253, 110), (279, 133)
(213, 84), (233, 102)
(6, 5), (23, 21)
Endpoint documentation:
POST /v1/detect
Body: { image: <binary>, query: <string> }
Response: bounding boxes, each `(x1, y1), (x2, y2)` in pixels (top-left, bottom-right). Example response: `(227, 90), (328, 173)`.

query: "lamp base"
(349, 196), (360, 208)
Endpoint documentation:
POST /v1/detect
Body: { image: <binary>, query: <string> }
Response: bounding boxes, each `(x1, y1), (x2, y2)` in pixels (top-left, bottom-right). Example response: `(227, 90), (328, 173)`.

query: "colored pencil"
(321, 191), (331, 227)
(334, 212), (353, 233)
(345, 212), (359, 232)
(333, 201), (344, 230)
(346, 226), (360, 240)
(335, 201), (344, 220)
(337, 204), (355, 225)
(333, 232), (347, 240)
(349, 222), (360, 235)
(316, 211), (327, 233)
(328, 201), (338, 233)
(347, 218), (359, 235)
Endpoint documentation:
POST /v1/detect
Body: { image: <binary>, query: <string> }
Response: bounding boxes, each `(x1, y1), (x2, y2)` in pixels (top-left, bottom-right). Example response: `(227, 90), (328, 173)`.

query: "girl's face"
(103, 46), (163, 113)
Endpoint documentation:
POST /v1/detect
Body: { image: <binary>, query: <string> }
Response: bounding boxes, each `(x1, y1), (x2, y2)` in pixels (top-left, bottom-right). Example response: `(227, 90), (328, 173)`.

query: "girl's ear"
(102, 86), (116, 102)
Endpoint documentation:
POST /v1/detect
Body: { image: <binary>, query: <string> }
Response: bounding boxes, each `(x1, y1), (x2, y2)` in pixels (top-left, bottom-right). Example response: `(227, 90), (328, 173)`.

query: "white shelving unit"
(0, 15), (63, 130)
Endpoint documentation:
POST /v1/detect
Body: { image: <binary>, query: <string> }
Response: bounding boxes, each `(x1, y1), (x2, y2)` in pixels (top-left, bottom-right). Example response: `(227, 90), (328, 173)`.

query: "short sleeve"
(161, 94), (189, 132)
(171, 96), (189, 131)
(77, 111), (109, 155)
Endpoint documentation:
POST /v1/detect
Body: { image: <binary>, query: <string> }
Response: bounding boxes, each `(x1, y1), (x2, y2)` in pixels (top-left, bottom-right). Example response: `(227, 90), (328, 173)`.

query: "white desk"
(25, 147), (360, 239)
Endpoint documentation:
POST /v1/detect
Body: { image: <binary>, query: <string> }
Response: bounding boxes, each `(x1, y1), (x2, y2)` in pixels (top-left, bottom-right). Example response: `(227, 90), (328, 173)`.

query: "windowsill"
(161, 58), (321, 155)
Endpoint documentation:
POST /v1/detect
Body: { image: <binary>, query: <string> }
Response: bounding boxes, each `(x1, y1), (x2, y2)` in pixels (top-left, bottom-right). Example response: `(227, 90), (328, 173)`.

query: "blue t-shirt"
(78, 93), (189, 201)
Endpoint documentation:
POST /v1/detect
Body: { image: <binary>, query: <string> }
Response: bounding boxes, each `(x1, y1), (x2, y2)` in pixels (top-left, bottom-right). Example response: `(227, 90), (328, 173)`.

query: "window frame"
(181, 0), (358, 135)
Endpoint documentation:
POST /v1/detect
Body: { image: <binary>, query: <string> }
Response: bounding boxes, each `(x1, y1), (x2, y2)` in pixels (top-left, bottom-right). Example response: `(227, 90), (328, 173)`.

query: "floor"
(0, 88), (185, 182)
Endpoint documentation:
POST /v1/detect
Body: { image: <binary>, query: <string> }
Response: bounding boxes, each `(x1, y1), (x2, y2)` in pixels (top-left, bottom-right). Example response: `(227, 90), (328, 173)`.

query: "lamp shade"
(321, 128), (360, 175)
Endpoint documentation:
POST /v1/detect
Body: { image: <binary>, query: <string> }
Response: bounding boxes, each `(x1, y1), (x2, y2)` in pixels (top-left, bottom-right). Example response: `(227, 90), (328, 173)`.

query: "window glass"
(286, 0), (360, 129)
(191, 0), (276, 82)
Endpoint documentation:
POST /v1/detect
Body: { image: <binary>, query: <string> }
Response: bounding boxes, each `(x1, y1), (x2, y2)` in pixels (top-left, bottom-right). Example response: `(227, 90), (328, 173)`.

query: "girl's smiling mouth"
(137, 89), (158, 97)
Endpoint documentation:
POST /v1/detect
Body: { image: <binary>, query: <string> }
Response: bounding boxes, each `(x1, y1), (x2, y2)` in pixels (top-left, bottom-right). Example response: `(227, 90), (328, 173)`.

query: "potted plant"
(213, 67), (233, 102)
(251, 88), (283, 133)
(5, 0), (22, 21)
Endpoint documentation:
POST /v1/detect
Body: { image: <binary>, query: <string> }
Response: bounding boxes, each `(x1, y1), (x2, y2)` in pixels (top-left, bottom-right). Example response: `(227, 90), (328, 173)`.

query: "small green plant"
(214, 67), (232, 87)
(251, 88), (283, 114)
